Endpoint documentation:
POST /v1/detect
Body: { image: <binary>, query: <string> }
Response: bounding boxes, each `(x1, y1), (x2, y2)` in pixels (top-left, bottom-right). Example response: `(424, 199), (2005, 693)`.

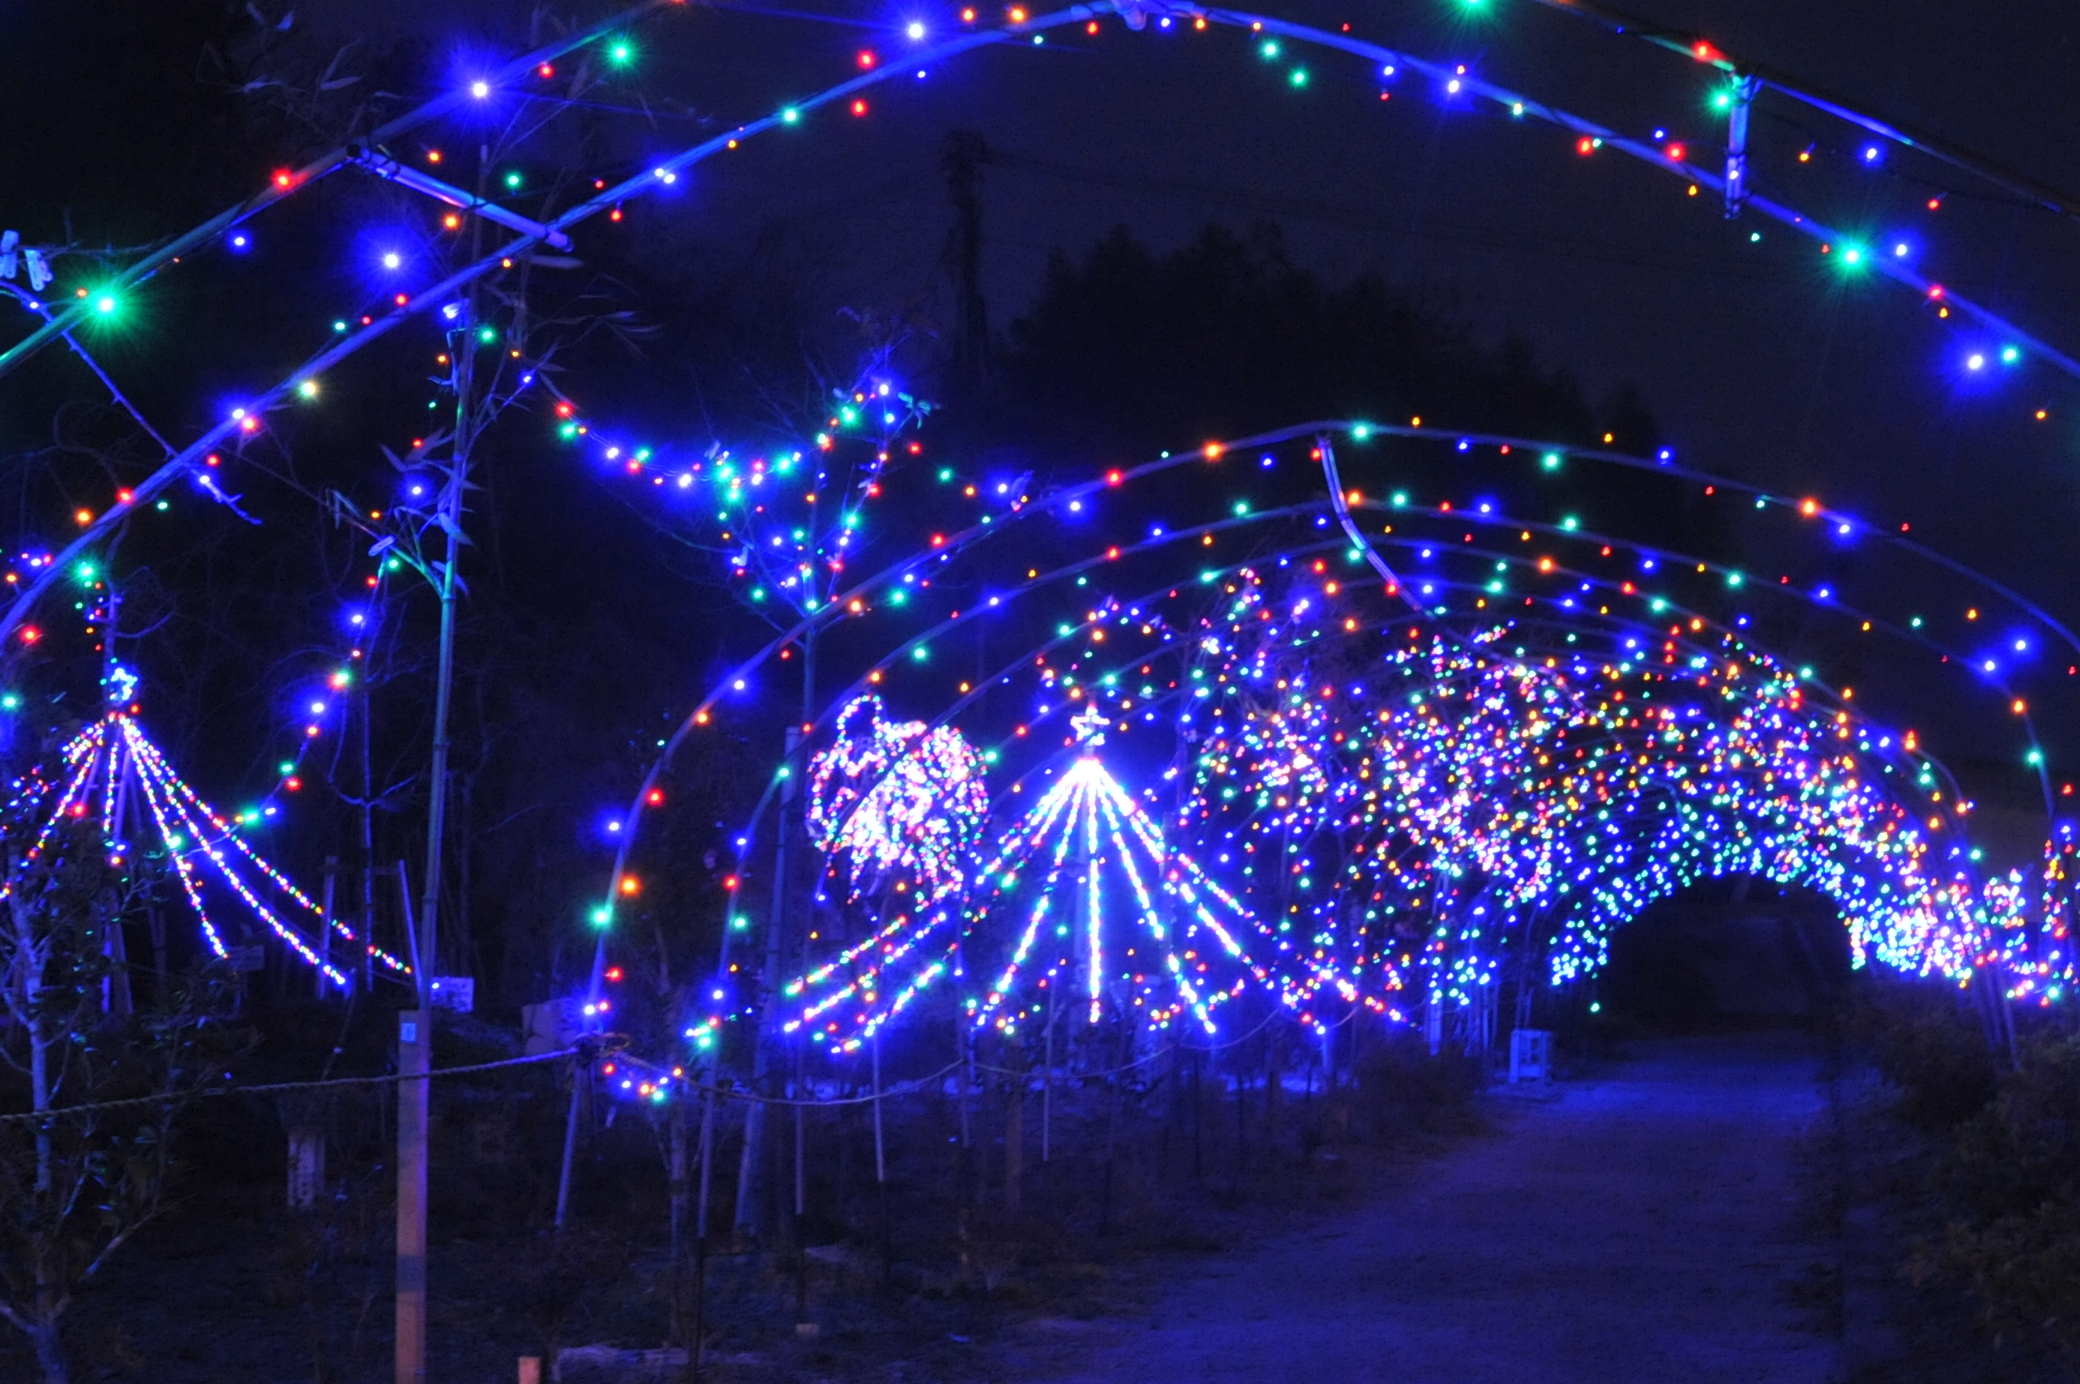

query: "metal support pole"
(1724, 75), (1760, 218)
(349, 148), (574, 250)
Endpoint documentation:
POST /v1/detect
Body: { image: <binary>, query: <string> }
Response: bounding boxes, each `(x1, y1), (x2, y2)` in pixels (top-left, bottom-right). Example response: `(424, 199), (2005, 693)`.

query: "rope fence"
(3, 1005), (1319, 1126)
(0, 1047), (577, 1125)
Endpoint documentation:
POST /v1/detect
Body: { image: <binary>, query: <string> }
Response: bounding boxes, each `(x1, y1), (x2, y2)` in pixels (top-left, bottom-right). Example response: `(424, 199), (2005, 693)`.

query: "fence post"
(288, 1124), (326, 1211)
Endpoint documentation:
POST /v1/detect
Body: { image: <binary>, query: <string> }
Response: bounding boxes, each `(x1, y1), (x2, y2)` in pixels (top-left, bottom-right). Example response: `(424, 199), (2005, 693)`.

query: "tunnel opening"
(1592, 877), (1855, 1036)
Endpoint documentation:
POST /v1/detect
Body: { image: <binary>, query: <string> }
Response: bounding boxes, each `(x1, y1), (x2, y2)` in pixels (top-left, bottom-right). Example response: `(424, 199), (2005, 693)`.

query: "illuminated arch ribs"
(1180, 566), (2008, 1013)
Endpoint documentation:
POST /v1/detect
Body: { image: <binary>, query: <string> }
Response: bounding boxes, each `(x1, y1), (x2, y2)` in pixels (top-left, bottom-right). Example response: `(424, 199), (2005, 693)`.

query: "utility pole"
(397, 154), (485, 1384)
(943, 131), (990, 389)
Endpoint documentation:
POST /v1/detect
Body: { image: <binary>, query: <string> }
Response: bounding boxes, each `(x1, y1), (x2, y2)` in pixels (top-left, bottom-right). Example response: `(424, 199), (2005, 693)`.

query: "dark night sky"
(316, 0), (2080, 610)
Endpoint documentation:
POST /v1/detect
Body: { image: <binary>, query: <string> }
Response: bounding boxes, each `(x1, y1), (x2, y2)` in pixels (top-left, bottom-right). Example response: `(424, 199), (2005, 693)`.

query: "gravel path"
(1036, 1035), (1839, 1384)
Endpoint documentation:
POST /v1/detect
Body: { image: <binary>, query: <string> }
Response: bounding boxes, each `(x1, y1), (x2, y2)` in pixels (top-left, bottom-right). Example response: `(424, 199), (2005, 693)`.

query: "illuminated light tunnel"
(5, 1), (2061, 1071)
(614, 421), (2067, 1070)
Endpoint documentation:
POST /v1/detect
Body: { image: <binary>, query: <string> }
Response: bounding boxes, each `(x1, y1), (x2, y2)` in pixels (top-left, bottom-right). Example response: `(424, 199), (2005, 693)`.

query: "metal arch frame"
(9, 0), (2077, 654)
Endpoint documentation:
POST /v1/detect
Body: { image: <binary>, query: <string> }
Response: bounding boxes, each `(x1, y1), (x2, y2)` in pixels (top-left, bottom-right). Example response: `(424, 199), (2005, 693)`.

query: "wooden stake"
(149, 904), (167, 996)
(288, 1124), (326, 1211)
(669, 1090), (689, 1345)
(1003, 1074), (1023, 1214)
(690, 1082), (716, 1383)
(872, 1034), (891, 1280)
(793, 1046), (809, 1328)
(319, 856), (338, 1001)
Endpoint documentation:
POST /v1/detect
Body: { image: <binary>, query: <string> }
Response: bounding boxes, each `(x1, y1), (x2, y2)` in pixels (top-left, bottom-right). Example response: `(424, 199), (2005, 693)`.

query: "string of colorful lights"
(0, 667), (408, 988)
(9, 0), (2080, 664)
(4, 2), (2079, 1100)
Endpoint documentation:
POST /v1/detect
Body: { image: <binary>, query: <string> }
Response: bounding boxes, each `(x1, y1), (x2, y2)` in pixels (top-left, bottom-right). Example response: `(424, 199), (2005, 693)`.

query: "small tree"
(0, 812), (238, 1384)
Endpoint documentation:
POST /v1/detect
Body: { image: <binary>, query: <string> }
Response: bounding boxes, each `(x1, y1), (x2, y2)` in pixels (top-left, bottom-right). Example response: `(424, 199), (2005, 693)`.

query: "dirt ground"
(992, 1034), (1841, 1384)
(20, 1031), (2042, 1382)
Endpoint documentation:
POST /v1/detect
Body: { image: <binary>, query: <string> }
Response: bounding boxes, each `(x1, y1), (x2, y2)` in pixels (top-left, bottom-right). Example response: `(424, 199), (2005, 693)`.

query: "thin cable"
(0, 1047), (577, 1124)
